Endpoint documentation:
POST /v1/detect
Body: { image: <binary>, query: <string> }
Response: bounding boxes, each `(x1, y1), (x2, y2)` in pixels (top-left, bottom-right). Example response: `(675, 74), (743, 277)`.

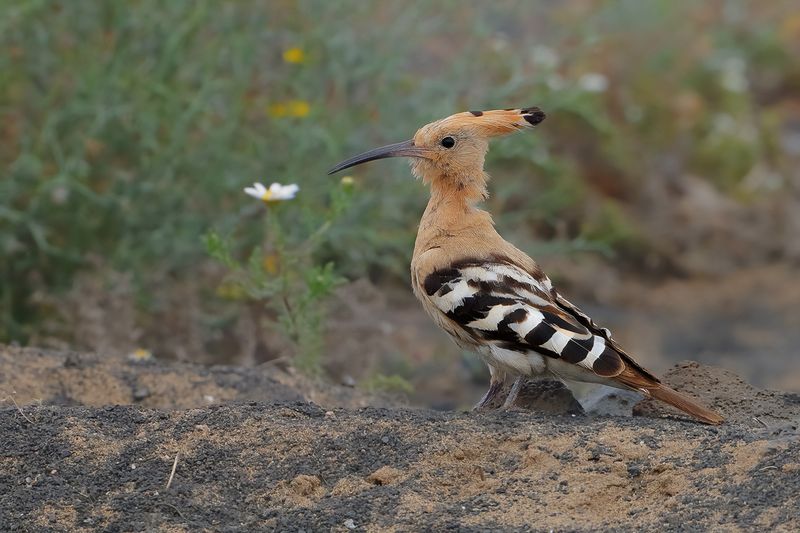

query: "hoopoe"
(329, 107), (723, 425)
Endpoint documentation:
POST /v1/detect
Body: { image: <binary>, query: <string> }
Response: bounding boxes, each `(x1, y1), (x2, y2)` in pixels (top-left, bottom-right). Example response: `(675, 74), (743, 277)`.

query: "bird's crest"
(430, 107), (546, 138)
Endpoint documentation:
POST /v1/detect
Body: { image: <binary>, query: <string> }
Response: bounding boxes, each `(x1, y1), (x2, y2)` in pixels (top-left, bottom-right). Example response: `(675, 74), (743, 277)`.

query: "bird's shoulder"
(420, 253), (558, 318)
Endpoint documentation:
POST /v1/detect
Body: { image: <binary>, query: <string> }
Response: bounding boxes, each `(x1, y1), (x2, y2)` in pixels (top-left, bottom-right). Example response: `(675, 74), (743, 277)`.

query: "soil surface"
(0, 345), (381, 411)
(2, 345), (800, 532)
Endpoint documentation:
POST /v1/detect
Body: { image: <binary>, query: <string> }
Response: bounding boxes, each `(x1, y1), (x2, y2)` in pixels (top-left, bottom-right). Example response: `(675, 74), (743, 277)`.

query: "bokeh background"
(3, 0), (800, 408)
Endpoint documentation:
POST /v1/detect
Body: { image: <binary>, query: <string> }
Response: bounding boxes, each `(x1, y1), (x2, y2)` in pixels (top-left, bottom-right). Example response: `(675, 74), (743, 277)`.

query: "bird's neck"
(429, 169), (488, 205)
(413, 172), (498, 257)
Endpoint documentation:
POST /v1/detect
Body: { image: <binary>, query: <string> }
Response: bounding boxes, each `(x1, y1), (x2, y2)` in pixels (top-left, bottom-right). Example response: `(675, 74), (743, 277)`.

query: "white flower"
(244, 182), (299, 203)
(546, 74), (566, 91)
(578, 73), (609, 93)
(719, 56), (748, 93)
(532, 46), (558, 69)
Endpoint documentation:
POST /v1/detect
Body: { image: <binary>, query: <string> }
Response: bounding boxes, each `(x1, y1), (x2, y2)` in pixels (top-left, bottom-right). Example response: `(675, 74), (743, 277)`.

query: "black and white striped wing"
(422, 260), (625, 377)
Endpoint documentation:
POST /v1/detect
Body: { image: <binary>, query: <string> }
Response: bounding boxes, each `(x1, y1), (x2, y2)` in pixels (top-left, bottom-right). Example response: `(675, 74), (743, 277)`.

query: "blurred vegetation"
(205, 179), (353, 374)
(2, 1), (799, 368)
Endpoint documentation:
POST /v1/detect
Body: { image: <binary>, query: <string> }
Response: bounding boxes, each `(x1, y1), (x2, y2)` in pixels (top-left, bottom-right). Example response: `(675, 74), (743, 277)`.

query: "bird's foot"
(472, 379), (505, 411)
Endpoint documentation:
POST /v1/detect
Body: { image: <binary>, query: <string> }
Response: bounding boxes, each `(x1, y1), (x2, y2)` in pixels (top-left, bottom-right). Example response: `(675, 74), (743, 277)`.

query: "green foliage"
(1, 1), (797, 353)
(581, 200), (643, 252)
(205, 183), (351, 375)
(362, 373), (415, 396)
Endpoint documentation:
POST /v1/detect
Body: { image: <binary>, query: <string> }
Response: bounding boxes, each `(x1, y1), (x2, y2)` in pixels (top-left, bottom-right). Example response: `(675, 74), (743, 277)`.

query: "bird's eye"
(441, 136), (455, 149)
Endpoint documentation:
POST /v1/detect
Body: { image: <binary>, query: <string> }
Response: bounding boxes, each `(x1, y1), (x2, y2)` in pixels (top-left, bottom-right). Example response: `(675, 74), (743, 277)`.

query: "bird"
(328, 107), (723, 425)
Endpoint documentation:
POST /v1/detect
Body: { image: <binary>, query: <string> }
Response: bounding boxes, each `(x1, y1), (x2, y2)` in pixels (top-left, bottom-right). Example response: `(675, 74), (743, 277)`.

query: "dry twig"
(166, 453), (179, 490)
(1, 391), (34, 424)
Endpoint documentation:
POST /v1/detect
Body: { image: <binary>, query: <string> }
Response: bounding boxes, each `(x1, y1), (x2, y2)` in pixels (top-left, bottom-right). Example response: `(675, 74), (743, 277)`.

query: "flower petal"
(245, 181), (299, 202)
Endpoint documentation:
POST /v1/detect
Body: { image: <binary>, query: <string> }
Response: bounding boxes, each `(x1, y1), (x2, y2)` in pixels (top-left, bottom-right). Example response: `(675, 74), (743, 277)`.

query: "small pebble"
(132, 388), (150, 402)
(627, 464), (642, 478)
(344, 518), (356, 529)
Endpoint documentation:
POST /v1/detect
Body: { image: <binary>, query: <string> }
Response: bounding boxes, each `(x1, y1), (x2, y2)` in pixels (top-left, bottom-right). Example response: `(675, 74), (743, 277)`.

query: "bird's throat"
(414, 174), (496, 257)
(428, 171), (488, 207)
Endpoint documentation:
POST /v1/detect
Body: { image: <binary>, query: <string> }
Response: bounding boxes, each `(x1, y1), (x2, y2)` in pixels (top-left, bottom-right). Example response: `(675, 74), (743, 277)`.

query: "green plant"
(363, 373), (414, 395)
(204, 178), (354, 374)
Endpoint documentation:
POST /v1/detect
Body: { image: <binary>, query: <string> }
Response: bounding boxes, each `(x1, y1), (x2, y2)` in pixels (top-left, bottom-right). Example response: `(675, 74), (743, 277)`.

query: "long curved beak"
(327, 139), (427, 175)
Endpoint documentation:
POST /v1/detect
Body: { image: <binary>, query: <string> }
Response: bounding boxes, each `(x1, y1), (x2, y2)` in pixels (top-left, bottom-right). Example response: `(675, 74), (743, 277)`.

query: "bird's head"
(328, 107), (545, 200)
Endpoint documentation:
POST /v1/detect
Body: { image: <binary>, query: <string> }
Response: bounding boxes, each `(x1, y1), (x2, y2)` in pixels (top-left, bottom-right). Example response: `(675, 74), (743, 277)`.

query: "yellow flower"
(283, 47), (305, 64)
(267, 100), (310, 119)
(288, 100), (311, 118)
(128, 348), (153, 361)
(340, 175), (355, 187)
(268, 102), (287, 118)
(262, 253), (280, 275)
(216, 282), (246, 300)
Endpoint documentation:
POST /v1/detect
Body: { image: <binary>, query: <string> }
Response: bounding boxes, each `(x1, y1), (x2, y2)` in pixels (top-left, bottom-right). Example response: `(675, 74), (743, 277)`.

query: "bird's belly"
(476, 345), (548, 377)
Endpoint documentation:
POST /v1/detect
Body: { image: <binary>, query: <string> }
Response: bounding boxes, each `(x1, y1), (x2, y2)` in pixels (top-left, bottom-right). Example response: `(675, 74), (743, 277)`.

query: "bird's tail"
(645, 383), (724, 425)
(616, 366), (724, 425)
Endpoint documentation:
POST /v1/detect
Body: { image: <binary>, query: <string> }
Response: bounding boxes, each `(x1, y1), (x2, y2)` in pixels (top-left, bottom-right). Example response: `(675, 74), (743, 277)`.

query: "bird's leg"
(473, 365), (508, 411)
(472, 378), (505, 411)
(501, 376), (524, 410)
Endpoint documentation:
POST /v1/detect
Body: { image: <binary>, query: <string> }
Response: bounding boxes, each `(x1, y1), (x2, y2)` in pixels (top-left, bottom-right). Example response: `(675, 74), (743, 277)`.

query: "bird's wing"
(423, 258), (725, 424)
(423, 259), (626, 377)
(552, 291), (660, 382)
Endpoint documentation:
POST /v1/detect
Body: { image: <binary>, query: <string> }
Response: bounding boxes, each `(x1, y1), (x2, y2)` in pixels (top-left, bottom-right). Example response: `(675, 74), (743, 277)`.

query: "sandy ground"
(0, 346), (380, 411)
(2, 345), (800, 531)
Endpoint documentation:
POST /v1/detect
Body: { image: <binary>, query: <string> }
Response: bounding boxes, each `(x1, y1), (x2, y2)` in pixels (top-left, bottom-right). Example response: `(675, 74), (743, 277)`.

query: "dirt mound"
(2, 346), (799, 531)
(635, 360), (800, 431)
(0, 345), (379, 410)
